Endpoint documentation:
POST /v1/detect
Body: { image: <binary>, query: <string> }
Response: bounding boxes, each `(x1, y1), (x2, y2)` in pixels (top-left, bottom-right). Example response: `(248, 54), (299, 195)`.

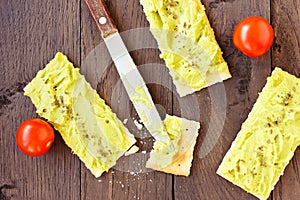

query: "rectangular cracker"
(24, 52), (136, 178)
(217, 68), (300, 199)
(140, 0), (231, 97)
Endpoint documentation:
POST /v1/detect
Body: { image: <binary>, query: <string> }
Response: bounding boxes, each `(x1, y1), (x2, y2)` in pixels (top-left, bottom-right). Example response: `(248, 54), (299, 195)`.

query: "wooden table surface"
(1, 0), (300, 199)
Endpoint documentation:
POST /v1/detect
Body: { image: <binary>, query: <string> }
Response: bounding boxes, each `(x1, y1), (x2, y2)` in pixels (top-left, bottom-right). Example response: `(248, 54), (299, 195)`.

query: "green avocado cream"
(140, 0), (230, 92)
(217, 68), (300, 200)
(24, 52), (136, 178)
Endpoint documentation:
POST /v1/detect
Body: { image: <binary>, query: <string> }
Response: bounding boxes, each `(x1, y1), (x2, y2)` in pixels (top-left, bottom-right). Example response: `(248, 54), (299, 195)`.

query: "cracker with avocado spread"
(140, 0), (231, 97)
(24, 52), (136, 178)
(217, 68), (300, 200)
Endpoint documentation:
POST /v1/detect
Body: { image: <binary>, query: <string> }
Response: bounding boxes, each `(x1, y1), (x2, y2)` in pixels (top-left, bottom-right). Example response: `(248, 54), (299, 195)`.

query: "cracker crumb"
(125, 145), (139, 156)
(130, 171), (135, 175)
(123, 118), (128, 124)
(134, 120), (143, 130)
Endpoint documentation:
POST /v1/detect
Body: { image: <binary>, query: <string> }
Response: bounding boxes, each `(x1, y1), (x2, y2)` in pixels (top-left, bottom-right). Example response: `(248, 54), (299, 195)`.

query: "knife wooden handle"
(84, 0), (118, 38)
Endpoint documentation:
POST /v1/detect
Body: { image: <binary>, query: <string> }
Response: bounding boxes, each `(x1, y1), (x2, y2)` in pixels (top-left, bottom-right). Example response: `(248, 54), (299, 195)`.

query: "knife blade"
(84, 0), (170, 142)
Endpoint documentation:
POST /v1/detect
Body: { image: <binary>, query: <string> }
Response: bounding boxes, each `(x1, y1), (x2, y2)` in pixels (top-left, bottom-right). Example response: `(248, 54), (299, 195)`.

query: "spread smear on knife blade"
(140, 0), (231, 97)
(104, 33), (170, 143)
(24, 52), (136, 178)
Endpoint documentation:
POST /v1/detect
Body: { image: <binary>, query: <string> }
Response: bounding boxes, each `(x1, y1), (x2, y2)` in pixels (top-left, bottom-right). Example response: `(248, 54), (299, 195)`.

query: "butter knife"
(84, 0), (170, 142)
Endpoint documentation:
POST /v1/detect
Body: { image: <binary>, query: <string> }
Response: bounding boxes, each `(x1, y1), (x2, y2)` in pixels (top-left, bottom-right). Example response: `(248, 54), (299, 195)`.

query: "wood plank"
(80, 0), (172, 199)
(271, 0), (300, 199)
(0, 0), (81, 199)
(80, 1), (112, 199)
(173, 0), (271, 199)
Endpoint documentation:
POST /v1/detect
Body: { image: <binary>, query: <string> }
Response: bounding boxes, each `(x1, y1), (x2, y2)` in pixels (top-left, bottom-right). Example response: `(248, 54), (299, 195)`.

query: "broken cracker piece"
(146, 115), (200, 176)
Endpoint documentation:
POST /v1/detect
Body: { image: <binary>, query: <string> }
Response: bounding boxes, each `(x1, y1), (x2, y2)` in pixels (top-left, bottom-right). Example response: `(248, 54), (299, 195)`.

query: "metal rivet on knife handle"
(84, 0), (118, 38)
(99, 17), (107, 25)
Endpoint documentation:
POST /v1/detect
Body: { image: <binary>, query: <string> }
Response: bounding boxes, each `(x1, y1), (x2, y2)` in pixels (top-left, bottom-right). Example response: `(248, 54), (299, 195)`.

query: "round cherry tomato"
(16, 119), (55, 156)
(233, 16), (274, 58)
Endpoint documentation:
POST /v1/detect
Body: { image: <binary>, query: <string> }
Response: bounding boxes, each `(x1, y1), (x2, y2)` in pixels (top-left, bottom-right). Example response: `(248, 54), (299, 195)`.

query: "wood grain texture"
(271, 0), (300, 199)
(1, 0), (300, 199)
(80, 1), (112, 199)
(0, 0), (81, 200)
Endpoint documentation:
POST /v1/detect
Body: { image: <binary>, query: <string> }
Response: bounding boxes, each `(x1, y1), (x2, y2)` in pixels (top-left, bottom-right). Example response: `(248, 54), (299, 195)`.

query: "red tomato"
(233, 16), (274, 58)
(16, 119), (55, 156)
